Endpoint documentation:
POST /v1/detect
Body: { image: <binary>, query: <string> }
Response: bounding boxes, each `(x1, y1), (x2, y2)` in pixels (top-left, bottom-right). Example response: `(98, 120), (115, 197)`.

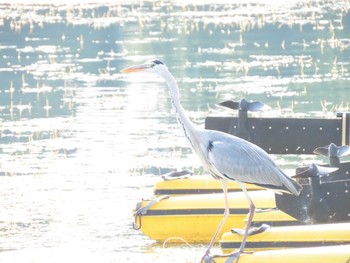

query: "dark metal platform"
(205, 99), (350, 224)
(206, 113), (350, 154)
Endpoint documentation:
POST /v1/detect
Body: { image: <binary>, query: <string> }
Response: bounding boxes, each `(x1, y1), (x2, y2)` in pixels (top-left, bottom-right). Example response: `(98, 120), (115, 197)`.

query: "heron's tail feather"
(282, 175), (302, 196)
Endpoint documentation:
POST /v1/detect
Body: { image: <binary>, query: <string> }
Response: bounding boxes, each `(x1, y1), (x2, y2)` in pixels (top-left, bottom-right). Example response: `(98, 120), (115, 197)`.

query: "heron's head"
(121, 59), (166, 75)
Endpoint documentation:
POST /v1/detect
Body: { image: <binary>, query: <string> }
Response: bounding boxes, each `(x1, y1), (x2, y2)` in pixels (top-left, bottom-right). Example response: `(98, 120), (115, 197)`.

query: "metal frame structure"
(205, 98), (350, 223)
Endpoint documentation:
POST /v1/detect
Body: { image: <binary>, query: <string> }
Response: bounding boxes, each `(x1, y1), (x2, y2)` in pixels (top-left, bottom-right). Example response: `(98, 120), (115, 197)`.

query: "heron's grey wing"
(206, 137), (287, 188)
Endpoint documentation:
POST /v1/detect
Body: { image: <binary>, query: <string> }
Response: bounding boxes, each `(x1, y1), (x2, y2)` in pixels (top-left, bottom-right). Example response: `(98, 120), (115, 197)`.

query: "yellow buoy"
(214, 244), (350, 263)
(220, 222), (350, 252)
(154, 175), (263, 196)
(134, 191), (288, 243)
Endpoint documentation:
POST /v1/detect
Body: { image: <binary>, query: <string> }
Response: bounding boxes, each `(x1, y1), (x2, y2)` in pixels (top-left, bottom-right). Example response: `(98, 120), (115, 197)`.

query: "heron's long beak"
(120, 64), (149, 73)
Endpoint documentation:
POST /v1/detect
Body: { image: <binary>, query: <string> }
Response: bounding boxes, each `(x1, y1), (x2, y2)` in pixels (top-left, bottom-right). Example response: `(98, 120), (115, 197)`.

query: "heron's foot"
(200, 249), (216, 263)
(200, 253), (213, 263)
(210, 250), (253, 263)
(210, 250), (241, 263)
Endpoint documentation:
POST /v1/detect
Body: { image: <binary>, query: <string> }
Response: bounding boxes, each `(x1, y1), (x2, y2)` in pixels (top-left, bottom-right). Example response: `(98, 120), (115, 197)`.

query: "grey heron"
(121, 59), (302, 262)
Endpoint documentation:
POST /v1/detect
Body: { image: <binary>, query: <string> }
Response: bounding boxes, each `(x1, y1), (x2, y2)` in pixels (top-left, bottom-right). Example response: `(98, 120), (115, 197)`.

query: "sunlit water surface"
(0, 1), (349, 262)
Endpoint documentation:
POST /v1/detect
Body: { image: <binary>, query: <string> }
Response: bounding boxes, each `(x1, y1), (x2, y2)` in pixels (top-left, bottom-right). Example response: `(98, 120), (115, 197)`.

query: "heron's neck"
(162, 70), (197, 148)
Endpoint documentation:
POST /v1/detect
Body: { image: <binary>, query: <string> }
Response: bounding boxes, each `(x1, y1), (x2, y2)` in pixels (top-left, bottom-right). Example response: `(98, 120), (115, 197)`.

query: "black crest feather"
(152, 60), (164, 65)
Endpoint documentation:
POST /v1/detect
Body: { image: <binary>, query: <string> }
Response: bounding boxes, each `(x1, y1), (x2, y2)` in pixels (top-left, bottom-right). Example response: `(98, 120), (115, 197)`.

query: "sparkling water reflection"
(0, 1), (349, 262)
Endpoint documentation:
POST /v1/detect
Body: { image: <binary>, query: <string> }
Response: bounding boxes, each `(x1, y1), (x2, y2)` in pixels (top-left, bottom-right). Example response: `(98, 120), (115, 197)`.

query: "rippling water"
(0, 1), (349, 262)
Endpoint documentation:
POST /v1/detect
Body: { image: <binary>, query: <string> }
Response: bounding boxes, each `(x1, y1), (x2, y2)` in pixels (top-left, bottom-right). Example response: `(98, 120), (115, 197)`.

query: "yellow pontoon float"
(154, 174), (263, 196)
(133, 190), (296, 243)
(220, 222), (350, 252)
(214, 244), (350, 263)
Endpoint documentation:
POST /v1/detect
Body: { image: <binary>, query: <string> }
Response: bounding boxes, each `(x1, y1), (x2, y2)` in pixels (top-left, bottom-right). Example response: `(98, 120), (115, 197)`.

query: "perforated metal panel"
(205, 113), (350, 154)
(205, 110), (350, 223)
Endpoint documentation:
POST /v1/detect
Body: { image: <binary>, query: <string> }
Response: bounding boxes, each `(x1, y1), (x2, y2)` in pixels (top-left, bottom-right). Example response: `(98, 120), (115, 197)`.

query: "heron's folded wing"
(207, 139), (285, 188)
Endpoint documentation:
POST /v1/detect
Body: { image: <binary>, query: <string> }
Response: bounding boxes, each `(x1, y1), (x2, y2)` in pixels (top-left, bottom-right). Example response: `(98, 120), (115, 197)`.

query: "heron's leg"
(209, 183), (256, 263)
(201, 180), (229, 262)
(237, 183), (255, 253)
